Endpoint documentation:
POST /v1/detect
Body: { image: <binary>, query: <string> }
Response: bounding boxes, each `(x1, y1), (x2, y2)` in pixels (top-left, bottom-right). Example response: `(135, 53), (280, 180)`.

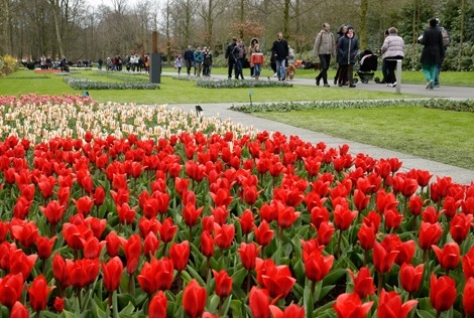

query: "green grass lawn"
(254, 106), (474, 170)
(0, 69), (418, 104)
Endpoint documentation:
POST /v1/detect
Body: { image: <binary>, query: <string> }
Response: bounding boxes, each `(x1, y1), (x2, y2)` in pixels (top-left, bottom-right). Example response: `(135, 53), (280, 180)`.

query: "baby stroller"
(354, 50), (378, 84)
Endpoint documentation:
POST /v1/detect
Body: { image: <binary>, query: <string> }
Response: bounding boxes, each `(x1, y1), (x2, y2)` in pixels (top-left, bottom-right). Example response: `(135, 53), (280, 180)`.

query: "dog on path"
(286, 64), (296, 80)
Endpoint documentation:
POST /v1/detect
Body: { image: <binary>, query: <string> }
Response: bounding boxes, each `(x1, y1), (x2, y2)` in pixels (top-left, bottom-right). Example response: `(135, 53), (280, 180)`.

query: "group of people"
(180, 46), (213, 77)
(101, 54), (150, 73)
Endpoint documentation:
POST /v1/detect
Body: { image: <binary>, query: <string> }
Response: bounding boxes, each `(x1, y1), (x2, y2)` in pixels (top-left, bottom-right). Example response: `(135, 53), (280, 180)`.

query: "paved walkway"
(163, 71), (474, 185)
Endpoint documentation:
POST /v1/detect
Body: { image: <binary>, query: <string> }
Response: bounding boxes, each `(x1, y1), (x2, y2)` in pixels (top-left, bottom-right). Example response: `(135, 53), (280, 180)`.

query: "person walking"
(435, 19), (450, 87)
(232, 39), (246, 80)
(313, 23), (336, 87)
(193, 46), (204, 77)
(225, 37), (238, 79)
(183, 45), (194, 76)
(380, 27), (405, 87)
(337, 25), (358, 88)
(420, 18), (445, 90)
(334, 25), (347, 85)
(248, 38), (259, 77)
(174, 54), (184, 75)
(271, 32), (289, 81)
(250, 43), (265, 81)
(203, 47), (213, 77)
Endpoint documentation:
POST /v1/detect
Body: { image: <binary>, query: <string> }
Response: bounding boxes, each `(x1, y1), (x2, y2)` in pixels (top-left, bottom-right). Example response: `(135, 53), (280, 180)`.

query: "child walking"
(250, 44), (264, 80)
(174, 54), (183, 75)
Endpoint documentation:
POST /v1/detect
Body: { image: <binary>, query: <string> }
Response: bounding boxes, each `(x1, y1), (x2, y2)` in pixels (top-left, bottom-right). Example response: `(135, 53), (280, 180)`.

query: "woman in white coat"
(381, 27), (405, 87)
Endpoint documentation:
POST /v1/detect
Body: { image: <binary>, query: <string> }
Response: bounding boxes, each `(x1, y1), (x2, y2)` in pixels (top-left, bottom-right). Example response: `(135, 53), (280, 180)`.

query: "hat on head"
(429, 18), (438, 27)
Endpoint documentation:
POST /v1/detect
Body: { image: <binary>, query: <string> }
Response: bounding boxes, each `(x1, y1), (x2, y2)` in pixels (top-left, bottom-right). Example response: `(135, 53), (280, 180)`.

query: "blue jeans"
(276, 59), (286, 80)
(253, 64), (261, 77)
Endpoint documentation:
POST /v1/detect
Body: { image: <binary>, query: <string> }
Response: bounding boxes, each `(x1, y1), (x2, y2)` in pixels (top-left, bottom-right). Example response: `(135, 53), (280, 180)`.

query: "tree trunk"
(50, 0), (64, 58)
(359, 0), (368, 50)
(283, 0), (290, 40)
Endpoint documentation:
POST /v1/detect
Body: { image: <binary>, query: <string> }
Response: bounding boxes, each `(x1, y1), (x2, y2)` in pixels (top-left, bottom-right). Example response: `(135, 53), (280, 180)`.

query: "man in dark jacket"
(271, 32), (289, 81)
(225, 37), (238, 79)
(183, 45), (194, 76)
(420, 18), (444, 89)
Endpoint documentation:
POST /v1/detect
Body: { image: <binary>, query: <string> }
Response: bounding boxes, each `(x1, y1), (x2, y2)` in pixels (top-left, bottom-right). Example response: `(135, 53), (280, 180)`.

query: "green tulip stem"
(77, 287), (82, 311)
(189, 225), (193, 241)
(128, 273), (133, 294)
(50, 223), (56, 237)
(247, 270), (251, 295)
(336, 229), (343, 259)
(218, 297), (224, 314)
(36, 310), (40, 318)
(311, 280), (316, 300)
(436, 310), (441, 318)
(364, 249), (370, 266)
(108, 290), (113, 315)
(377, 272), (383, 297)
(206, 258), (211, 281)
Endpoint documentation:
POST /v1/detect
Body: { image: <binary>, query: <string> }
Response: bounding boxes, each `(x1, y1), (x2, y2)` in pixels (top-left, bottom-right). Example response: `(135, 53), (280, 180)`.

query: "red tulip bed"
(1, 95), (474, 318)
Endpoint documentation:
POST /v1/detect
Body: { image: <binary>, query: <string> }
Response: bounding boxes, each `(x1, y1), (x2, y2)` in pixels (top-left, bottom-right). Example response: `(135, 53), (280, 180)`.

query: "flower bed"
(0, 95), (473, 318)
(196, 79), (292, 89)
(63, 77), (159, 90)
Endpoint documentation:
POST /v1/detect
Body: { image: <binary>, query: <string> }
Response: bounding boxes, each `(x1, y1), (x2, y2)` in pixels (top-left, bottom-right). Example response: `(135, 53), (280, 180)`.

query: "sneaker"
(324, 83), (330, 87)
(349, 84), (356, 88)
(426, 80), (433, 89)
(273, 73), (278, 77)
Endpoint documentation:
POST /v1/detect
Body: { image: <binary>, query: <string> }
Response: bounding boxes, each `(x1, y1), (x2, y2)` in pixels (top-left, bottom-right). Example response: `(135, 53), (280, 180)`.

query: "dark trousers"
(186, 60), (193, 75)
(316, 54), (331, 84)
(234, 59), (244, 79)
(385, 56), (403, 84)
(338, 64), (354, 85)
(228, 59), (235, 78)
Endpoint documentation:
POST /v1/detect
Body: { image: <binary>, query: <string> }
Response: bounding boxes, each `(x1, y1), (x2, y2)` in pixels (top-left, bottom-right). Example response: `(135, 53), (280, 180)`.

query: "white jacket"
(381, 34), (405, 59)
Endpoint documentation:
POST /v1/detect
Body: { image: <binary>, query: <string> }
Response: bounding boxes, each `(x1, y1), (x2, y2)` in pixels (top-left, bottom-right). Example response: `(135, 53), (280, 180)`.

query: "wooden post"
(150, 31), (161, 83)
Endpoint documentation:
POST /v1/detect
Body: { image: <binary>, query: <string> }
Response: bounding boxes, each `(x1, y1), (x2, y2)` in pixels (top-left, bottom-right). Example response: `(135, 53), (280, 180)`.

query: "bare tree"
(197, 0), (226, 50)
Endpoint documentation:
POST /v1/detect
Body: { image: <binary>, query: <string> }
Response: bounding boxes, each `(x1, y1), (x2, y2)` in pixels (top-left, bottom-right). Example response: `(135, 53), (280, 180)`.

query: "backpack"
(441, 27), (450, 47)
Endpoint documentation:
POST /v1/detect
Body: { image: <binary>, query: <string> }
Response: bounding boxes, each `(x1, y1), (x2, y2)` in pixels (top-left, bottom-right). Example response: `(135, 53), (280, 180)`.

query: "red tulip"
(261, 263), (296, 300)
(210, 206), (229, 225)
(10, 301), (29, 318)
(432, 242), (460, 271)
(463, 277), (474, 317)
(210, 187), (233, 207)
(376, 189), (398, 213)
(238, 242), (259, 270)
(310, 206), (330, 229)
(347, 267), (376, 299)
(138, 259), (159, 295)
(354, 189), (371, 212)
(138, 217), (161, 239)
(105, 231), (126, 257)
(183, 203), (204, 227)
(93, 186), (105, 206)
(449, 213), (472, 244)
(0, 221), (9, 243)
(61, 223), (89, 250)
(463, 246), (474, 279)
(383, 209), (403, 230)
(9, 249), (37, 280)
(303, 247), (334, 283)
(212, 269), (233, 298)
(373, 241), (398, 274)
(333, 204), (357, 231)
(183, 279), (207, 318)
(418, 222), (443, 251)
(276, 202), (300, 229)
(214, 223), (235, 250)
(53, 297), (64, 312)
(332, 293), (373, 318)
(422, 206), (440, 223)
(52, 254), (69, 287)
(35, 235), (56, 260)
(10, 219), (38, 248)
(67, 258), (100, 288)
(26, 274), (55, 313)
(143, 232), (160, 258)
(0, 273), (24, 310)
(377, 289), (418, 318)
(124, 234), (141, 274)
(13, 195), (33, 219)
(430, 274), (456, 314)
(253, 220), (274, 247)
(73, 196), (94, 216)
(159, 217), (177, 243)
(249, 287), (270, 318)
(117, 203), (136, 225)
(149, 291), (168, 318)
(169, 241), (190, 271)
(357, 223), (376, 251)
(394, 240), (416, 266)
(400, 263), (424, 293)
(237, 209), (254, 235)
(101, 256), (123, 292)
(259, 202), (278, 223)
(39, 200), (65, 225)
(317, 221), (335, 246)
(409, 195), (423, 216)
(200, 230), (214, 258)
(269, 304), (305, 318)
(37, 175), (56, 199)
(243, 185), (259, 205)
(84, 236), (104, 259)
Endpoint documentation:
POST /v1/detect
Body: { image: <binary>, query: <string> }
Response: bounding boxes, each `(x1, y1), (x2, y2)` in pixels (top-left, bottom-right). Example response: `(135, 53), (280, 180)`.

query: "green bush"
(0, 55), (19, 77)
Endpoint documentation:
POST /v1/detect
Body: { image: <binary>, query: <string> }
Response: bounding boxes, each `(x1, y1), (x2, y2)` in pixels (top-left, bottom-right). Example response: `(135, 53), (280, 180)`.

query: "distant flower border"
(196, 79), (293, 89)
(63, 77), (159, 90)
